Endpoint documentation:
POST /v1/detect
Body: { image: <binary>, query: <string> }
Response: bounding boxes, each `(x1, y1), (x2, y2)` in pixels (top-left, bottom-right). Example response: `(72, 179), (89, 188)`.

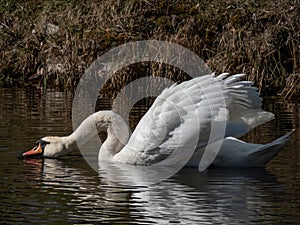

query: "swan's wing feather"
(113, 73), (275, 167)
(113, 74), (228, 165)
(225, 77), (274, 135)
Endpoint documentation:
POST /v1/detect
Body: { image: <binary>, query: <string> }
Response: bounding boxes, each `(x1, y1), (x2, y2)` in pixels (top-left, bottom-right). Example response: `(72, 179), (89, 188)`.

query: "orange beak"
(23, 143), (43, 156)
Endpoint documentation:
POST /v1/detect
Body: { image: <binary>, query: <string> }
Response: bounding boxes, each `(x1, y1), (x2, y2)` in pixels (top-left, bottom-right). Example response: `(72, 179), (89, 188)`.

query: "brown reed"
(0, 0), (299, 98)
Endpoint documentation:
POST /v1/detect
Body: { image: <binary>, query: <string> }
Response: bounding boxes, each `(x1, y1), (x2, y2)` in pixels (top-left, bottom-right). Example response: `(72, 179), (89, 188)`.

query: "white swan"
(23, 73), (293, 168)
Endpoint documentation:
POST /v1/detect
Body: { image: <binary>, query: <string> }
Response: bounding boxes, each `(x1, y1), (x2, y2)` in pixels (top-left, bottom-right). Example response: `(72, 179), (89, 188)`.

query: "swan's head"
(23, 136), (68, 158)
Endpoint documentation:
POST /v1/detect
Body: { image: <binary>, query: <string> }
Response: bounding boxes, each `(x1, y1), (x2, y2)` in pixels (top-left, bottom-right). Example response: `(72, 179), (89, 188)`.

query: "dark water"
(0, 87), (299, 224)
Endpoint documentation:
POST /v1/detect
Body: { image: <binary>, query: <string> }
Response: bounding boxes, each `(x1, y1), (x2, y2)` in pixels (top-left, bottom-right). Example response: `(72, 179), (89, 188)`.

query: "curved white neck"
(98, 125), (125, 160)
(65, 110), (130, 160)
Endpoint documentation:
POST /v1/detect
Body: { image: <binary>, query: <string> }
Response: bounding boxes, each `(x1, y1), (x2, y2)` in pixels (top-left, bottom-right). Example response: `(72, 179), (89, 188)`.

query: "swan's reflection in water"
(21, 157), (293, 224)
(123, 168), (283, 224)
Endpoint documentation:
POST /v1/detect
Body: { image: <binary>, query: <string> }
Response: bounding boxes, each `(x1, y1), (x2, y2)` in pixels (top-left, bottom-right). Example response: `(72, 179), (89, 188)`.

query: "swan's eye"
(36, 140), (50, 149)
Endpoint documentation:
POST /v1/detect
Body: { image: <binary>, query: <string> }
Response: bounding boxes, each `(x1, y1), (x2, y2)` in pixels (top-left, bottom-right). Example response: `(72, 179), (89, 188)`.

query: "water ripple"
(0, 88), (299, 224)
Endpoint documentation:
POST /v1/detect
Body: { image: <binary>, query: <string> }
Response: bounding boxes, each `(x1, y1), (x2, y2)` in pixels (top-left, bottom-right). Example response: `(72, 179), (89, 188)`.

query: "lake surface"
(0, 87), (299, 224)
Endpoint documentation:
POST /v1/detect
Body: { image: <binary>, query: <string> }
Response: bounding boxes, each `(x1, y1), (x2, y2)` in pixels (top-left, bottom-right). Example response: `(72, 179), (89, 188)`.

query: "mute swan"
(23, 73), (293, 168)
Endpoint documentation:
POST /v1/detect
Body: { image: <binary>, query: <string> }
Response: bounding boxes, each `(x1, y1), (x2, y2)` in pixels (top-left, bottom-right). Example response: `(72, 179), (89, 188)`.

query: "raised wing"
(113, 73), (273, 166)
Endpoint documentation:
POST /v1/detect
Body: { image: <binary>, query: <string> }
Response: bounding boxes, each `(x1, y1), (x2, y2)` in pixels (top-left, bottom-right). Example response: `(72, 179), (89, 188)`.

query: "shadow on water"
(0, 87), (300, 224)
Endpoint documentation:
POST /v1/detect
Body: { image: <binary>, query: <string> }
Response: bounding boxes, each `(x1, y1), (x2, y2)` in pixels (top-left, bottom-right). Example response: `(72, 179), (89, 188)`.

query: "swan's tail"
(212, 130), (294, 167)
(249, 129), (295, 161)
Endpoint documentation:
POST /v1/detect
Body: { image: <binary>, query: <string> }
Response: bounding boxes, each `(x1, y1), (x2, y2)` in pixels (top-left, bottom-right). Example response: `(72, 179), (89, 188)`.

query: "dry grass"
(0, 0), (299, 97)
